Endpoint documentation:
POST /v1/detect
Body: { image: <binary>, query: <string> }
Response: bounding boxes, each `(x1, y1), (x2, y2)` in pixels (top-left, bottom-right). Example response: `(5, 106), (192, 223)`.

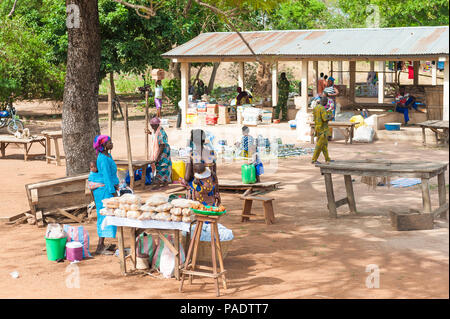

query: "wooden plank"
(433, 203), (449, 218)
(180, 269), (226, 278)
(36, 193), (91, 212)
(27, 174), (89, 189)
(130, 227), (136, 271)
(158, 231), (179, 256)
(242, 199), (253, 222)
(117, 227), (126, 275)
(240, 195), (274, 201)
(56, 209), (82, 223)
(36, 211), (44, 228)
(30, 189), (39, 205)
(35, 179), (87, 197)
(334, 197), (349, 208)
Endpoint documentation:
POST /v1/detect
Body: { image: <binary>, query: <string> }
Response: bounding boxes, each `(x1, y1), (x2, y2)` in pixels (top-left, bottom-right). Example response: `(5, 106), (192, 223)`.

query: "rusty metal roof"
(162, 26), (449, 60)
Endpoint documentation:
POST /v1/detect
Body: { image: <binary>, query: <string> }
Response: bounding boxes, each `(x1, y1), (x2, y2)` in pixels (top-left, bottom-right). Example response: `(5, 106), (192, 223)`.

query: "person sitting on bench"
(395, 86), (425, 126)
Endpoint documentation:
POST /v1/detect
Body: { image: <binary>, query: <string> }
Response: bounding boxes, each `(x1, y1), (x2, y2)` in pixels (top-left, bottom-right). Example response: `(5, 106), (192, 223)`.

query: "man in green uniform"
(311, 95), (333, 164)
(274, 72), (290, 121)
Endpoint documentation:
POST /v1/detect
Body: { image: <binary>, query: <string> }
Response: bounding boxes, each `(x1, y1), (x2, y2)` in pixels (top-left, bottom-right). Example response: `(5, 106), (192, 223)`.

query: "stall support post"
(370, 61), (375, 72)
(336, 61), (343, 84)
(413, 61), (420, 86)
(272, 62), (278, 107)
(238, 62), (245, 90)
(443, 59), (449, 121)
(313, 61), (319, 96)
(145, 90), (149, 160)
(432, 61), (437, 86)
(108, 85), (113, 138)
(180, 62), (189, 129)
(377, 61), (385, 104)
(301, 60), (309, 110)
(124, 103), (134, 190)
(349, 61), (356, 104)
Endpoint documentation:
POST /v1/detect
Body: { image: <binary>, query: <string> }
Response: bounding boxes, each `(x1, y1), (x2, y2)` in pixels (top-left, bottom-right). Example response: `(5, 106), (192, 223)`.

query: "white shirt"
(155, 86), (163, 99)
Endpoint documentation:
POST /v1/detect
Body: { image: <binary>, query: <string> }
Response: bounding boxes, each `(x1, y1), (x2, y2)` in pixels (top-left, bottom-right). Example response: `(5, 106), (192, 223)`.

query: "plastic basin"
(385, 122), (401, 131)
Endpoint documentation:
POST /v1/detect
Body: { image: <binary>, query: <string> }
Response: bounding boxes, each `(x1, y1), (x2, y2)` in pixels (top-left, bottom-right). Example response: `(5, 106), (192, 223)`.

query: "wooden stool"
(180, 214), (227, 297)
(240, 195), (275, 225)
(42, 130), (62, 166)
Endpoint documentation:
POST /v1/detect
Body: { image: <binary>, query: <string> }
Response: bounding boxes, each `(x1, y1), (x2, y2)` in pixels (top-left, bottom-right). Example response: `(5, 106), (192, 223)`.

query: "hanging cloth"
(408, 65), (414, 79)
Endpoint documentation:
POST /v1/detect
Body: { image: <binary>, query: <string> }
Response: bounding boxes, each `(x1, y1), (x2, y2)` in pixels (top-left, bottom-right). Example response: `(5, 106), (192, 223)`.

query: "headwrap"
(93, 135), (111, 154)
(328, 76), (335, 82)
(150, 117), (161, 125)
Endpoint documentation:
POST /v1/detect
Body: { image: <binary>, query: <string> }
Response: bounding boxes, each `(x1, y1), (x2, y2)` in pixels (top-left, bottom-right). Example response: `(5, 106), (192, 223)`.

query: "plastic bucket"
(385, 122), (401, 131)
(66, 241), (83, 261)
(45, 237), (67, 261)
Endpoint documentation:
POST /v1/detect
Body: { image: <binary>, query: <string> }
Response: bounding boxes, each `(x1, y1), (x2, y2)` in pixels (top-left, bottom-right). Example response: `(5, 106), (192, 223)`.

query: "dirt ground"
(0, 110), (448, 299)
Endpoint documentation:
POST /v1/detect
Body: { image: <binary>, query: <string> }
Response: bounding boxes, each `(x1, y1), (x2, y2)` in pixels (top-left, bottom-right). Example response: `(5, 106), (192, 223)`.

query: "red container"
(206, 114), (218, 125)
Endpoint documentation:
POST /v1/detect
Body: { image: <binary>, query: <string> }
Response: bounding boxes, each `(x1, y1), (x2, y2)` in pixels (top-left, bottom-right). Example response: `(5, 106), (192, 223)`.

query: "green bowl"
(191, 206), (227, 216)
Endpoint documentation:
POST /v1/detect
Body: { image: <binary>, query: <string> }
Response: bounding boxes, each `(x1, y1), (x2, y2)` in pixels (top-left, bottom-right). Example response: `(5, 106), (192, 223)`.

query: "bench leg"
(438, 172), (448, 220)
(45, 136), (51, 164)
(0, 142), (5, 157)
(422, 127), (426, 146)
(53, 138), (61, 166)
(263, 200), (275, 224)
(324, 173), (337, 218)
(242, 199), (253, 222)
(421, 178), (432, 214)
(344, 175), (357, 214)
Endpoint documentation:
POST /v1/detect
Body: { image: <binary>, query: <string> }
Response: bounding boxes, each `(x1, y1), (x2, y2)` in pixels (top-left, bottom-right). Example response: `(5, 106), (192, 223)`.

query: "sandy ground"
(0, 112), (448, 299)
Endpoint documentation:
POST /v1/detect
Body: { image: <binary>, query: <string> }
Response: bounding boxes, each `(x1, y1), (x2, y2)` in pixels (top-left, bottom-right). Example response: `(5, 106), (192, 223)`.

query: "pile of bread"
(100, 194), (198, 223)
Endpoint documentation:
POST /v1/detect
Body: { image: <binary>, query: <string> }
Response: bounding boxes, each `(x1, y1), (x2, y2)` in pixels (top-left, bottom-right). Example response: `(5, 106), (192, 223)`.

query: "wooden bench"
(310, 122), (357, 144)
(25, 174), (92, 227)
(418, 120), (449, 146)
(240, 195), (275, 225)
(0, 134), (46, 161)
(42, 130), (63, 166)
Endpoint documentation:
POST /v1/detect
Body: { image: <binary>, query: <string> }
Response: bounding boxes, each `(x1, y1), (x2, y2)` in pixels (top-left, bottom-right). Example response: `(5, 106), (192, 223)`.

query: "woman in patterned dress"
(145, 117), (172, 189)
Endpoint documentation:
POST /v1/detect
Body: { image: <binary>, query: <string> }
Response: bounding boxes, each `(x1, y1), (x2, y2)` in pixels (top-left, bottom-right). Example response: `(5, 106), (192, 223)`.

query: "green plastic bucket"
(45, 237), (67, 261)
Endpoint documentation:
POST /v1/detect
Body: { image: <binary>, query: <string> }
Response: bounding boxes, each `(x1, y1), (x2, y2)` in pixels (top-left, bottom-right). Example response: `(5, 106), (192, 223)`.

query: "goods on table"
(206, 114), (218, 125)
(145, 194), (169, 206)
(99, 208), (115, 216)
(261, 110), (272, 125)
(102, 197), (120, 209)
(191, 203), (226, 212)
(241, 164), (256, 184)
(155, 203), (173, 213)
(242, 107), (262, 126)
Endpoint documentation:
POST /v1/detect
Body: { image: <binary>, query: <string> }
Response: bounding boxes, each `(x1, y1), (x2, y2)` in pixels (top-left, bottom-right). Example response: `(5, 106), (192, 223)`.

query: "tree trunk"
(62, 0), (101, 176)
(207, 62), (220, 94)
(169, 61), (181, 80)
(253, 62), (272, 97)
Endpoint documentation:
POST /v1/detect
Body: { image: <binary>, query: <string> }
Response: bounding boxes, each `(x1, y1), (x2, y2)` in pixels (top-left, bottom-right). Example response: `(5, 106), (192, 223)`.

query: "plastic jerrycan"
(241, 164), (256, 184)
(172, 160), (186, 182)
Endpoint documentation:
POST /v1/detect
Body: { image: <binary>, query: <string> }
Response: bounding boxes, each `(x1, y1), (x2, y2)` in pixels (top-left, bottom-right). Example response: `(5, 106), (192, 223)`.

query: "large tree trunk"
(253, 62), (272, 97)
(207, 62), (220, 94)
(62, 0), (101, 176)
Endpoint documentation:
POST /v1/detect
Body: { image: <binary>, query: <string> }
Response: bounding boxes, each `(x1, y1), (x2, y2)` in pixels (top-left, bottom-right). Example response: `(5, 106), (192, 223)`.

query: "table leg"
(344, 175), (357, 214)
(324, 173), (337, 218)
(437, 172), (448, 220)
(214, 222), (227, 290)
(53, 138), (61, 166)
(0, 142), (5, 157)
(45, 136), (51, 164)
(130, 227), (136, 271)
(23, 143), (28, 161)
(350, 126), (354, 144)
(180, 222), (200, 292)
(174, 230), (180, 280)
(422, 127), (426, 146)
(210, 222), (220, 297)
(190, 220), (203, 284)
(117, 226), (127, 275)
(421, 178), (432, 214)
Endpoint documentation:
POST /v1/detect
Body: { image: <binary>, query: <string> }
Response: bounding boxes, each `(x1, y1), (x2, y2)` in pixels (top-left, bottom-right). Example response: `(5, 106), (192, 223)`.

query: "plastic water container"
(241, 164), (256, 184)
(172, 160), (186, 182)
(66, 241), (83, 262)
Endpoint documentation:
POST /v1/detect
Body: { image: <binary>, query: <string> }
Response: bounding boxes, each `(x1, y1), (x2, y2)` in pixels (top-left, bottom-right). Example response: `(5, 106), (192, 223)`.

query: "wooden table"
(115, 160), (153, 189)
(102, 216), (191, 280)
(0, 135), (46, 161)
(418, 120), (449, 146)
(309, 122), (357, 144)
(316, 160), (449, 219)
(41, 130), (62, 166)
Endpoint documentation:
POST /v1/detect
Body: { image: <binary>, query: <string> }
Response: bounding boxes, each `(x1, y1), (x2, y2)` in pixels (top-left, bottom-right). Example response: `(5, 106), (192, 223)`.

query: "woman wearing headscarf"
(145, 117), (172, 189)
(91, 135), (119, 255)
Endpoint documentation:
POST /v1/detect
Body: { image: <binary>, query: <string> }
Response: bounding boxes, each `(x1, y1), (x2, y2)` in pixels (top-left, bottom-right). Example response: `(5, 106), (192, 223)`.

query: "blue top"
(88, 171), (104, 183)
(96, 152), (119, 194)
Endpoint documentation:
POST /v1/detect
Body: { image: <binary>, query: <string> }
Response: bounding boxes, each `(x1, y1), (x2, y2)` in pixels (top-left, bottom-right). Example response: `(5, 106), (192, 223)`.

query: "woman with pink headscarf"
(91, 135), (119, 254)
(145, 117), (172, 189)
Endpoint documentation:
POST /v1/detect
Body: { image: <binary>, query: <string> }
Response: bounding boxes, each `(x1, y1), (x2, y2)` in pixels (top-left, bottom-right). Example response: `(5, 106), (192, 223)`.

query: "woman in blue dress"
(90, 135), (119, 255)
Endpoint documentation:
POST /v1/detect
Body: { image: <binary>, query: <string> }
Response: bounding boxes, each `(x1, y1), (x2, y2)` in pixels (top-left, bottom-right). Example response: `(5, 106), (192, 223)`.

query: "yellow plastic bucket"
(172, 160), (186, 182)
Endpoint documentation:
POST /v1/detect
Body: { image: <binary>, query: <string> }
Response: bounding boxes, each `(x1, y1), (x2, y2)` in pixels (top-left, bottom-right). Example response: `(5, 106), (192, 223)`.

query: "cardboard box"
(207, 104), (219, 114)
(197, 113), (207, 126)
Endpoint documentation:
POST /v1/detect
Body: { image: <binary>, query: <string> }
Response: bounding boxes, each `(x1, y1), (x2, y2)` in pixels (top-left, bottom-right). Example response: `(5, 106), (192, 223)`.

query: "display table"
(309, 122), (357, 144)
(316, 160), (449, 219)
(0, 135), (46, 161)
(115, 160), (153, 189)
(417, 120), (449, 146)
(41, 130), (63, 166)
(101, 216), (191, 279)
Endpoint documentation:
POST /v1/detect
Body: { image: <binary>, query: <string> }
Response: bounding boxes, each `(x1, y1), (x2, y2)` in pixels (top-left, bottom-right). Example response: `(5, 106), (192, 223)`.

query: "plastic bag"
(353, 125), (375, 143)
(159, 245), (175, 278)
(145, 195), (169, 206)
(63, 225), (92, 258)
(350, 115), (365, 129)
(46, 223), (66, 239)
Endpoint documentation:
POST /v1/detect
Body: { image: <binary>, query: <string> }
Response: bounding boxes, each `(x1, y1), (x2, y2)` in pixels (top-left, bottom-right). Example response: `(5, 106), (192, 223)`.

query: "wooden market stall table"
(101, 216), (191, 279)
(309, 122), (357, 144)
(316, 160), (449, 219)
(0, 134), (46, 161)
(114, 160), (153, 189)
(41, 130), (63, 166)
(417, 120), (449, 146)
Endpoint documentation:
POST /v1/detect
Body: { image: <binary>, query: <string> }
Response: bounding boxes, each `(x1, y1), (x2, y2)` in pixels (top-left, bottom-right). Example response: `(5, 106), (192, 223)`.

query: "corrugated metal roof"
(162, 26), (449, 59)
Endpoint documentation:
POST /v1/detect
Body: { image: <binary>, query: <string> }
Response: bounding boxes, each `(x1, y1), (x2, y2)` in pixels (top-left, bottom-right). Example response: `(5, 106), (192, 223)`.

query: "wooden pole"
(123, 103), (134, 190)
(413, 61), (420, 86)
(108, 87), (113, 138)
(145, 90), (149, 160)
(238, 62), (245, 90)
(349, 61), (356, 104)
(180, 62), (189, 129)
(443, 59), (449, 121)
(378, 61), (385, 104)
(301, 60), (309, 109)
(432, 61), (437, 86)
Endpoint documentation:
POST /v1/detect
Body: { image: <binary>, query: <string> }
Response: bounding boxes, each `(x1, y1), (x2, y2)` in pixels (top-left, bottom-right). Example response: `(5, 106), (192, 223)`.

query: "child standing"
(88, 161), (105, 191)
